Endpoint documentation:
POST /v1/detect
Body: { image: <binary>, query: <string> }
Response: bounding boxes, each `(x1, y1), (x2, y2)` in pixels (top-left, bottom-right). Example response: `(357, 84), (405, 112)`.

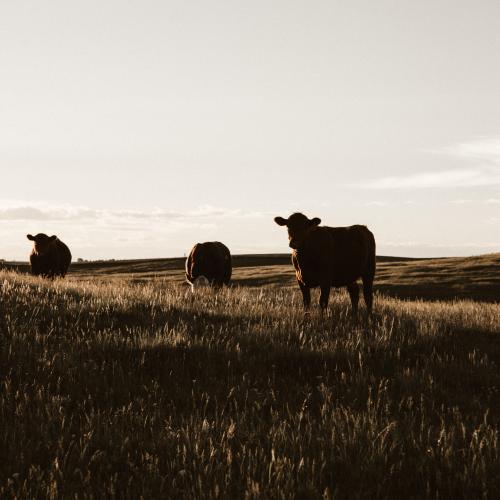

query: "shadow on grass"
(13, 300), (496, 424)
(376, 284), (500, 303)
(450, 326), (500, 366)
(3, 293), (500, 499)
(4, 276), (500, 423)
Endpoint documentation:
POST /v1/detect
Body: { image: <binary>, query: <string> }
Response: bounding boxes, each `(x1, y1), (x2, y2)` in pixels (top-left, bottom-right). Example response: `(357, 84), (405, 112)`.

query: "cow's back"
(186, 241), (231, 285)
(327, 225), (375, 285)
(210, 242), (232, 284)
(54, 239), (72, 276)
(293, 225), (375, 288)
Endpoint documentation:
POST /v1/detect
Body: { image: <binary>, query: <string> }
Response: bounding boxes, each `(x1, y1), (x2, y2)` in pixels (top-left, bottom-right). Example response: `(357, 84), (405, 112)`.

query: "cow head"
(190, 275), (210, 292)
(27, 234), (57, 255)
(274, 213), (321, 249)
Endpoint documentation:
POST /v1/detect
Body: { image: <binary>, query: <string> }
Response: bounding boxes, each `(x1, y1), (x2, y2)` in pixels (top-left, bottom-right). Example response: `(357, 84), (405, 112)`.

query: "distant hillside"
(2, 253), (499, 302)
(375, 253), (500, 302)
(0, 253), (423, 274)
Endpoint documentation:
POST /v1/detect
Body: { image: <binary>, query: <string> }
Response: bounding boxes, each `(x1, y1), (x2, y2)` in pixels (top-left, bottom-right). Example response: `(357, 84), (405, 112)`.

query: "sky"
(1, 0), (500, 260)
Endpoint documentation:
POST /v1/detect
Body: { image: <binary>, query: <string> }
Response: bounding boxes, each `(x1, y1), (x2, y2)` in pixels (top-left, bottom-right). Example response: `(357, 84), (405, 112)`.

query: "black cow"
(274, 213), (376, 314)
(27, 234), (72, 277)
(185, 242), (232, 288)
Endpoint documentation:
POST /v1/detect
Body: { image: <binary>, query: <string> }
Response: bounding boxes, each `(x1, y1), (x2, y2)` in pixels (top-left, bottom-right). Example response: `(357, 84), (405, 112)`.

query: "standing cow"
(185, 242), (232, 288)
(274, 213), (375, 314)
(27, 234), (72, 278)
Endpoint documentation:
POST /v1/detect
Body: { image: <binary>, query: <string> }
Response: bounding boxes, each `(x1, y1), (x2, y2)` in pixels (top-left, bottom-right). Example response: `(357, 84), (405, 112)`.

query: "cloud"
(0, 203), (270, 222)
(445, 136), (500, 162)
(360, 136), (500, 189)
(451, 198), (500, 205)
(380, 240), (500, 249)
(450, 199), (474, 204)
(0, 205), (99, 221)
(361, 167), (500, 189)
(0, 203), (275, 259)
(485, 217), (500, 225)
(364, 201), (390, 207)
(378, 240), (500, 258)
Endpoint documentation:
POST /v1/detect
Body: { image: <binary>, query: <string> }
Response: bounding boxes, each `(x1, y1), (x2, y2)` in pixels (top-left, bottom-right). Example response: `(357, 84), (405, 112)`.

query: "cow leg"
(347, 282), (359, 316)
(362, 276), (374, 314)
(319, 283), (331, 312)
(362, 249), (376, 315)
(299, 283), (311, 312)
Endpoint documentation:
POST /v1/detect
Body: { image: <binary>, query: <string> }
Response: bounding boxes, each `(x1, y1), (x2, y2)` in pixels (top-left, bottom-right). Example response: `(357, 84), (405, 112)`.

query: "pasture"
(3, 252), (500, 301)
(1, 254), (499, 498)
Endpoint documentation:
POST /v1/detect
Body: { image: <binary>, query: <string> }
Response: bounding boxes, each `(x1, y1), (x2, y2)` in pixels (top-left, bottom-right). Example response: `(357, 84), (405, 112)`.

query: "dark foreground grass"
(1, 271), (500, 498)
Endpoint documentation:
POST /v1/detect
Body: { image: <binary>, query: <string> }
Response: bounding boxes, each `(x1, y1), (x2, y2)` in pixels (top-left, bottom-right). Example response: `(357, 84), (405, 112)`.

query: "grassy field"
(0, 255), (499, 498)
(3, 252), (500, 301)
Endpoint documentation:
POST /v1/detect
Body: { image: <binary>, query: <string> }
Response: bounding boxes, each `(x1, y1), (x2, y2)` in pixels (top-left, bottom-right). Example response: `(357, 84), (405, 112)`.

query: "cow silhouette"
(27, 234), (72, 278)
(185, 242), (232, 288)
(274, 213), (375, 314)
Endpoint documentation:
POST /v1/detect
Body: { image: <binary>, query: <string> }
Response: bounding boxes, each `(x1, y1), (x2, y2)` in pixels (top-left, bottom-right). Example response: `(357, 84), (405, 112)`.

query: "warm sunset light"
(2, 1), (499, 260)
(1, 2), (499, 498)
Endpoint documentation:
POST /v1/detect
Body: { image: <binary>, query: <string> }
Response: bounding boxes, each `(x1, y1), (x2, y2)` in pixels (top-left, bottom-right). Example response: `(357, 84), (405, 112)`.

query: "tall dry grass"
(1, 270), (499, 498)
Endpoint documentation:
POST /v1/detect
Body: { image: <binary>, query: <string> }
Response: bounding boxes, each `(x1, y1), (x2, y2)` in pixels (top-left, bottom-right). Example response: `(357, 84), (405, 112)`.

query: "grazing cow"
(185, 242), (232, 288)
(27, 234), (72, 277)
(191, 275), (210, 290)
(274, 213), (376, 314)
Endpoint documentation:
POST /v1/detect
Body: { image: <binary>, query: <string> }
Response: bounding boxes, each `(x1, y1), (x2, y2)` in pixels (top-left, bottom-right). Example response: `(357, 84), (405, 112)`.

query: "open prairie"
(3, 252), (500, 301)
(1, 254), (499, 498)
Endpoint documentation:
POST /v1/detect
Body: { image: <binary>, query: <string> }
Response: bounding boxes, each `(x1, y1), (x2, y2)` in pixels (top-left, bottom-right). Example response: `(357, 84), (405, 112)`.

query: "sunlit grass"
(1, 270), (499, 498)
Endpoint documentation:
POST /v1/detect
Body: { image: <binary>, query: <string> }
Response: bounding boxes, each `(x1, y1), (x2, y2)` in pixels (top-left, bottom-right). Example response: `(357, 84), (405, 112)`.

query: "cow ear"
(274, 216), (288, 226)
(49, 235), (57, 241)
(27, 234), (35, 241)
(310, 217), (321, 226)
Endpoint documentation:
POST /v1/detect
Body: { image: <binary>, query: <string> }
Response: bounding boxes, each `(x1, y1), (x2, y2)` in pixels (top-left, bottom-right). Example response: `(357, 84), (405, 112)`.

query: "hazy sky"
(1, 0), (499, 260)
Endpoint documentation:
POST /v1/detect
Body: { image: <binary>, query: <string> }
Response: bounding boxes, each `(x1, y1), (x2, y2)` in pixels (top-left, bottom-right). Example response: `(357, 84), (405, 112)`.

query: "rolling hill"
(2, 252), (499, 302)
